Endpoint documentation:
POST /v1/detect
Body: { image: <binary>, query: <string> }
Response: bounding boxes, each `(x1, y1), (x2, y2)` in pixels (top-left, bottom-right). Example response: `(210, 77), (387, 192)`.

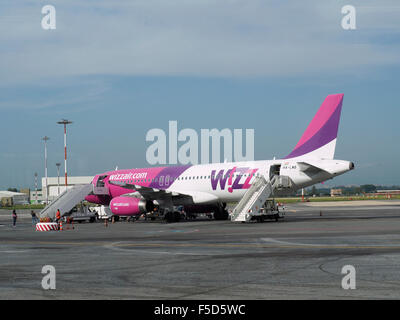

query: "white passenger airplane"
(85, 93), (354, 221)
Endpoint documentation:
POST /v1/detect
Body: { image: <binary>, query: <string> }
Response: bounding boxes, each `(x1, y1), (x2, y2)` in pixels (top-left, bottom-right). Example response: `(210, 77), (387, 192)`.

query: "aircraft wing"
(108, 180), (177, 201)
(108, 180), (218, 204)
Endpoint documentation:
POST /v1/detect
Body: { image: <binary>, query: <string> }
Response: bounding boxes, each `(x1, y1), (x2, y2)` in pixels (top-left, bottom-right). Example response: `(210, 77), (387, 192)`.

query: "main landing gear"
(164, 211), (183, 223)
(213, 204), (229, 221)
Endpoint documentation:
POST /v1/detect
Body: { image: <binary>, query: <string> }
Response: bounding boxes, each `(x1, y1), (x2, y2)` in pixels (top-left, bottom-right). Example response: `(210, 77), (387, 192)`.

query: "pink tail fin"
(285, 94), (344, 159)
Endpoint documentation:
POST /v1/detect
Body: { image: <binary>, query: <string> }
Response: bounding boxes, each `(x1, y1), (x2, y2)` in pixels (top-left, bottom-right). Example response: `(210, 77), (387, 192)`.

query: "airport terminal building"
(0, 191), (30, 206)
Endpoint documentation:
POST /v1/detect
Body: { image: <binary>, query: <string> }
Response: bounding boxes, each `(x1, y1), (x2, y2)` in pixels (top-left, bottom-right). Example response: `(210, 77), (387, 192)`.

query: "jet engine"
(109, 197), (154, 216)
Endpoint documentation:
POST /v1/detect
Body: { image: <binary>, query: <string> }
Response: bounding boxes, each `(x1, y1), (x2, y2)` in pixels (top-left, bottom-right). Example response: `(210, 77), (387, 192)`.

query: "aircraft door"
(269, 164), (281, 180)
(96, 175), (107, 187)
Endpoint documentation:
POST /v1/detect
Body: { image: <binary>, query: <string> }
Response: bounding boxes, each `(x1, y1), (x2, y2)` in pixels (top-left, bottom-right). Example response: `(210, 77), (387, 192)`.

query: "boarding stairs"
(231, 175), (292, 222)
(40, 184), (95, 220)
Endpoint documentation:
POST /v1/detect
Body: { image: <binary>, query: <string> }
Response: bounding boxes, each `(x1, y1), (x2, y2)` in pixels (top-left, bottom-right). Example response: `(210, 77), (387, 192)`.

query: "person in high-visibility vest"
(56, 209), (61, 223)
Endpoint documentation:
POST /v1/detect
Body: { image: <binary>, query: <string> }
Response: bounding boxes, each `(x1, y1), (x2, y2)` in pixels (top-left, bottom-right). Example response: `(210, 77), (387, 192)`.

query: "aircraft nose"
(349, 162), (355, 170)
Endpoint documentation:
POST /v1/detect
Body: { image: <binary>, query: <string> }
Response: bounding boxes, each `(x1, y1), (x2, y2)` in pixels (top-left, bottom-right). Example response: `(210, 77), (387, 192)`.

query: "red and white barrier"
(36, 222), (59, 231)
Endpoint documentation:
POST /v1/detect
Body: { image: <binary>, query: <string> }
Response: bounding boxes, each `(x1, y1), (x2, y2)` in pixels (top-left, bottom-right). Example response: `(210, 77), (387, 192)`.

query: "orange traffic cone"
(59, 221), (63, 231)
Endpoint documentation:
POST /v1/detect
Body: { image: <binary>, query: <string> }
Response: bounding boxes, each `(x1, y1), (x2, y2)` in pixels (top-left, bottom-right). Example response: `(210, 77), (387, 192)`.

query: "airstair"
(39, 184), (94, 220)
(231, 175), (292, 222)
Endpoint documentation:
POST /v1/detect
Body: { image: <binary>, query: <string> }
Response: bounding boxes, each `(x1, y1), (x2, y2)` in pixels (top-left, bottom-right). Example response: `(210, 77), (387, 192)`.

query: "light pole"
(57, 119), (73, 188)
(56, 163), (61, 196)
(42, 136), (50, 204)
(34, 172), (38, 204)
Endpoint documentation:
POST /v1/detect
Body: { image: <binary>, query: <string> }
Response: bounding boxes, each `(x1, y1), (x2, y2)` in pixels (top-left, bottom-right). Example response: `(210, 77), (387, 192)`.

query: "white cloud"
(0, 77), (110, 110)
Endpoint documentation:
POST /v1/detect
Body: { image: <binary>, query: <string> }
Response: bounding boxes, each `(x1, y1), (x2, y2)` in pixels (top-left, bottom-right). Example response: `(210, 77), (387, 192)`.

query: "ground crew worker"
(56, 209), (61, 226)
(56, 209), (61, 220)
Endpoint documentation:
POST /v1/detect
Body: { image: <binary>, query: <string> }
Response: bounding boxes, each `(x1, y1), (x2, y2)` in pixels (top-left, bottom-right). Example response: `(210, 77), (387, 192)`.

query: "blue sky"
(1, 0), (400, 189)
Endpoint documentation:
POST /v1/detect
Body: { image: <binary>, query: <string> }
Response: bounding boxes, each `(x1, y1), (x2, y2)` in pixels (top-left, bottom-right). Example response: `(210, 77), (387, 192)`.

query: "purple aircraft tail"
(285, 93), (344, 160)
